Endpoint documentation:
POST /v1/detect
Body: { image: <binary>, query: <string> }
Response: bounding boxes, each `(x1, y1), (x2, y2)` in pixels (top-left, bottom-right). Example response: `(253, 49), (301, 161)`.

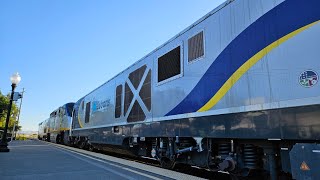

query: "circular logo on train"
(299, 70), (318, 88)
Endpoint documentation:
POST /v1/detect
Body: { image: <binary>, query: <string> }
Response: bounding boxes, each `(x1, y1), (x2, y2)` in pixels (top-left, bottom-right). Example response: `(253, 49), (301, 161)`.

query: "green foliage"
(16, 135), (27, 141)
(0, 91), (21, 132)
(0, 93), (9, 118)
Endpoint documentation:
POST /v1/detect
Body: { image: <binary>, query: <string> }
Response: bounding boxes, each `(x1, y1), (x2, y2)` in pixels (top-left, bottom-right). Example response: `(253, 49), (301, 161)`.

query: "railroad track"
(44, 140), (233, 180)
(96, 149), (233, 180)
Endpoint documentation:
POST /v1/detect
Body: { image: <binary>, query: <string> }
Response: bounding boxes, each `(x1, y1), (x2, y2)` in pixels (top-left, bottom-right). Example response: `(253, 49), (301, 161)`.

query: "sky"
(0, 0), (225, 131)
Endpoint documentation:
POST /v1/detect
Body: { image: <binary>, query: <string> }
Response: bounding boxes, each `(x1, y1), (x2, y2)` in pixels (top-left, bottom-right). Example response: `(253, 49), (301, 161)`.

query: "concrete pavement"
(0, 140), (172, 180)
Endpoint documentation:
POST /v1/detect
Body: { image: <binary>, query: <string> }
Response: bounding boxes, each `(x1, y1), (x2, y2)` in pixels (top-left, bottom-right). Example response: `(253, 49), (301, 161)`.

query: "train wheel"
(88, 145), (93, 151)
(56, 136), (60, 144)
(79, 141), (86, 149)
(88, 145), (96, 152)
(229, 174), (239, 180)
(160, 157), (175, 169)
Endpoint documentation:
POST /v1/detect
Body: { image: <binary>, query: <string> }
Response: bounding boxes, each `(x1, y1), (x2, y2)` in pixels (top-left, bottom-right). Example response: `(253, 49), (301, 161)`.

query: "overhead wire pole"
(11, 88), (25, 140)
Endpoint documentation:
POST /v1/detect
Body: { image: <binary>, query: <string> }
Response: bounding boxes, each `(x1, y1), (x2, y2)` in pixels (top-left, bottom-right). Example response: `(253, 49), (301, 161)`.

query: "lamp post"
(0, 72), (21, 152)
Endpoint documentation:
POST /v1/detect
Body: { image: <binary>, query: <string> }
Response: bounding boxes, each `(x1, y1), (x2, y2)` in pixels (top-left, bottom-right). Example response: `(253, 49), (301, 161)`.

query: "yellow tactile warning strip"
(45, 142), (206, 180)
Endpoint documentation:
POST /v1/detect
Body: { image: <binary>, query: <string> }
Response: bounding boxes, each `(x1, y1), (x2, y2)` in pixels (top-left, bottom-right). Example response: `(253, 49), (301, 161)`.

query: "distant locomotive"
(38, 103), (74, 143)
(39, 0), (320, 179)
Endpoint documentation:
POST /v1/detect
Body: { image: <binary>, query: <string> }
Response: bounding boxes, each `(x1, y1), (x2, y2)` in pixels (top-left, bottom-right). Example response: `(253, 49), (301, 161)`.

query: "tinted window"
(66, 103), (74, 116)
(115, 85), (122, 118)
(124, 82), (133, 115)
(127, 100), (146, 122)
(129, 65), (147, 89)
(139, 70), (151, 111)
(158, 46), (181, 83)
(85, 102), (91, 123)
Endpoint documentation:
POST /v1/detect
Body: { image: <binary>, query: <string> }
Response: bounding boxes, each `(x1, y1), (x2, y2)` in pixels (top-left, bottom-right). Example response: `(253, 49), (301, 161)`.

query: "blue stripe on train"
(166, 0), (320, 116)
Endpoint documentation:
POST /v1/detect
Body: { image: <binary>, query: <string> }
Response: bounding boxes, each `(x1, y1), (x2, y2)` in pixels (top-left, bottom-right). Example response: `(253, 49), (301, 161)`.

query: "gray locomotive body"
(64, 0), (320, 178)
(37, 119), (49, 140)
(38, 103), (74, 143)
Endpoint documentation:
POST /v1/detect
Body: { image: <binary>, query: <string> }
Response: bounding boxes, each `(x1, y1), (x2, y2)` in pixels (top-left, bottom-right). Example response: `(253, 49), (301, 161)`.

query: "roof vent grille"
(188, 31), (204, 62)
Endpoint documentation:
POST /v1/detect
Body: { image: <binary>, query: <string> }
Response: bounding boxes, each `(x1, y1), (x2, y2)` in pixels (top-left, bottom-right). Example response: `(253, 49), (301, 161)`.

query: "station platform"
(0, 140), (205, 180)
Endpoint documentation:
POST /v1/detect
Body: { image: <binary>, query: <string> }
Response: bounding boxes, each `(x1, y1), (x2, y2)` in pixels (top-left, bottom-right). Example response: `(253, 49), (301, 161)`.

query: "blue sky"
(0, 0), (225, 131)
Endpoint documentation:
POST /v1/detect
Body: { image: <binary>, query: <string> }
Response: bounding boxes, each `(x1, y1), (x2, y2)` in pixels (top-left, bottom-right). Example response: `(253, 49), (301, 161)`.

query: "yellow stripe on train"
(198, 20), (320, 112)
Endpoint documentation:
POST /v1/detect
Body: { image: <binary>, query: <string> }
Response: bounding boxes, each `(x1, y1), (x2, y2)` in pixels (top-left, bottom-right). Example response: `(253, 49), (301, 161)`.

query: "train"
(38, 103), (74, 143)
(38, 0), (320, 179)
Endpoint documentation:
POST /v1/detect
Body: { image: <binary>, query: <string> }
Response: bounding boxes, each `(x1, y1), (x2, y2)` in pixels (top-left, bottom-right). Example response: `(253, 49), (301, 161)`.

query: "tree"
(0, 91), (8, 119)
(0, 91), (21, 132)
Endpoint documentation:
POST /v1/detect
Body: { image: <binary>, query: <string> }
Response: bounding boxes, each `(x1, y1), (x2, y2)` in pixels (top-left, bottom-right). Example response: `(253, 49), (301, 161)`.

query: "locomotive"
(38, 103), (74, 143)
(39, 0), (320, 179)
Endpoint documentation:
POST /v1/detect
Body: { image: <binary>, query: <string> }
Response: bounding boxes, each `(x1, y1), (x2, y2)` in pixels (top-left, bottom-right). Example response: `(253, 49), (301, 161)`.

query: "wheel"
(229, 173), (239, 180)
(56, 135), (60, 144)
(160, 157), (176, 169)
(78, 141), (86, 149)
(88, 145), (96, 152)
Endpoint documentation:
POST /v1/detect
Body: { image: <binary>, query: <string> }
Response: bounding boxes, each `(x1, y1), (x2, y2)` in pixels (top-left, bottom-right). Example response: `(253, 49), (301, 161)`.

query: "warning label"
(300, 161), (310, 171)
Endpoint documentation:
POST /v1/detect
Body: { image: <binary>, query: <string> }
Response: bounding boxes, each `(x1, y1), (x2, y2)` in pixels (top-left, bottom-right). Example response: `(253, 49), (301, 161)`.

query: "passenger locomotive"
(38, 103), (74, 143)
(39, 0), (320, 179)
